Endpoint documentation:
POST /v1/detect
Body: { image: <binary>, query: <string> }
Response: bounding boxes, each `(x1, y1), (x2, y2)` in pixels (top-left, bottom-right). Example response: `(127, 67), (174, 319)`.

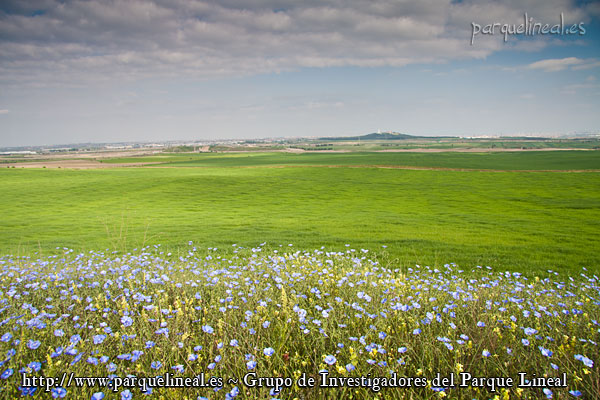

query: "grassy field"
(2, 151), (599, 274)
(1, 150), (599, 400)
(99, 150), (600, 171)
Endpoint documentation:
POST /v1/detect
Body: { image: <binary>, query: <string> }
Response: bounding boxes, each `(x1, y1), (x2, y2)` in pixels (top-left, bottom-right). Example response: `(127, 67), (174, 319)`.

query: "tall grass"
(0, 246), (597, 399)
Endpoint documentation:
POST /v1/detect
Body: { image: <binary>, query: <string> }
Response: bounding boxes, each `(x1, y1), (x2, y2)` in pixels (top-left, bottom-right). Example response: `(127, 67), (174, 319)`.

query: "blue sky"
(1, 0), (599, 147)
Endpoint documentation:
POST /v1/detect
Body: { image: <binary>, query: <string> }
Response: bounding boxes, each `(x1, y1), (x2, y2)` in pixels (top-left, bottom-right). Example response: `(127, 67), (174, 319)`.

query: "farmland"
(0, 148), (599, 399)
(1, 150), (599, 274)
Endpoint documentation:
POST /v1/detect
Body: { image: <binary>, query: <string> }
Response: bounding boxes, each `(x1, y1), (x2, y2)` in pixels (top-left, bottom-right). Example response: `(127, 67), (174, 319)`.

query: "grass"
(1, 150), (598, 399)
(1, 151), (599, 274)
(99, 151), (600, 171)
(0, 247), (597, 399)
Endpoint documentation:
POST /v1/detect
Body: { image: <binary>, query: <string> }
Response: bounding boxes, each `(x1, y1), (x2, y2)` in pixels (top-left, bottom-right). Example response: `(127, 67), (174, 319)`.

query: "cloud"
(527, 57), (600, 72)
(0, 0), (597, 85)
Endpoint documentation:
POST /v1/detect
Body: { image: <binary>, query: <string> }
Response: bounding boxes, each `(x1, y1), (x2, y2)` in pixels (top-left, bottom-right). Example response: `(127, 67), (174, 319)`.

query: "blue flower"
(121, 316), (133, 327)
(346, 363), (355, 372)
(202, 325), (214, 334)
(93, 335), (106, 345)
(477, 321), (485, 327)
(569, 390), (582, 397)
(263, 347), (275, 357)
(172, 364), (184, 373)
(482, 350), (491, 357)
(28, 361), (41, 372)
(412, 328), (421, 335)
(230, 339), (239, 347)
(1, 333), (12, 342)
(246, 360), (257, 370)
(51, 387), (67, 398)
(91, 392), (105, 400)
(574, 354), (593, 368)
(1, 368), (13, 379)
(539, 346), (553, 357)
(19, 386), (37, 396)
(151, 361), (162, 369)
(27, 340), (41, 350)
(324, 355), (336, 365)
(121, 389), (132, 400)
(227, 386), (240, 399)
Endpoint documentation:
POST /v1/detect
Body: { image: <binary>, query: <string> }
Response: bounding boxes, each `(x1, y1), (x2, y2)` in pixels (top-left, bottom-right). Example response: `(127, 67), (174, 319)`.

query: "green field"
(101, 150), (600, 170)
(2, 151), (599, 274)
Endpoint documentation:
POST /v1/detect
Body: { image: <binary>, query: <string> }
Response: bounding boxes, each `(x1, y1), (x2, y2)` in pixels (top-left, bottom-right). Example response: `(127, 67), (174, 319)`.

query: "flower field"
(0, 244), (597, 399)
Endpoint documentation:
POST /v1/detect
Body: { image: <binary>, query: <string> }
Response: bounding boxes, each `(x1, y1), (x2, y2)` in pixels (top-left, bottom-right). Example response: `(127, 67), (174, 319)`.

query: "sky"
(1, 0), (599, 147)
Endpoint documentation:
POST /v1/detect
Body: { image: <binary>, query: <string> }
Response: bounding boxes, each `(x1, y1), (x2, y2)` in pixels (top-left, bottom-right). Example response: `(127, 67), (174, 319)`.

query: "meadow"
(0, 150), (598, 399)
(0, 246), (597, 399)
(1, 151), (599, 274)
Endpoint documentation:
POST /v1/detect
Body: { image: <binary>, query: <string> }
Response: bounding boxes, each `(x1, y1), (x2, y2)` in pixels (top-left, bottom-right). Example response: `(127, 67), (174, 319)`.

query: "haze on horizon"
(1, 0), (599, 147)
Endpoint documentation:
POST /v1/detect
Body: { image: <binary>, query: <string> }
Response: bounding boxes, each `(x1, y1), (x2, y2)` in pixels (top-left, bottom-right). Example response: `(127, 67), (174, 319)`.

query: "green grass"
(2, 151), (599, 274)
(100, 151), (600, 171)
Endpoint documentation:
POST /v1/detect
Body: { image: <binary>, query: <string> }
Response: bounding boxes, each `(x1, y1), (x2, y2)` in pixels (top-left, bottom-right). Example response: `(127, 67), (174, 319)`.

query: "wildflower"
(264, 347), (275, 357)
(413, 328), (421, 335)
(172, 364), (184, 373)
(539, 346), (553, 357)
(569, 390), (582, 397)
(346, 363), (355, 372)
(121, 390), (132, 400)
(324, 355), (336, 365)
(93, 335), (106, 345)
(51, 387), (67, 398)
(202, 325), (214, 334)
(482, 350), (491, 357)
(28, 339), (41, 350)
(574, 354), (593, 368)
(1, 368), (13, 379)
(477, 321), (485, 327)
(151, 361), (162, 369)
(121, 316), (133, 327)
(246, 360), (257, 370)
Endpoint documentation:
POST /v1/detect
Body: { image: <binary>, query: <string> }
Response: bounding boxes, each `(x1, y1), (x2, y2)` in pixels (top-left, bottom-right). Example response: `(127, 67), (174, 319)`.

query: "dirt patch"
(3, 160), (163, 169)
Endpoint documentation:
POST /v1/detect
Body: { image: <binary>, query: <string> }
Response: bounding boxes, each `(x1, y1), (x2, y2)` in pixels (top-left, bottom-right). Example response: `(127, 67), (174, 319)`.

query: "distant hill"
(320, 132), (445, 141)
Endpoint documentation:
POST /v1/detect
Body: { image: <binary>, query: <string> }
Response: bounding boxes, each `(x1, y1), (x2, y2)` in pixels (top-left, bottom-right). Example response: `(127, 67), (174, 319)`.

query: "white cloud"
(0, 0), (597, 86)
(527, 57), (600, 72)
